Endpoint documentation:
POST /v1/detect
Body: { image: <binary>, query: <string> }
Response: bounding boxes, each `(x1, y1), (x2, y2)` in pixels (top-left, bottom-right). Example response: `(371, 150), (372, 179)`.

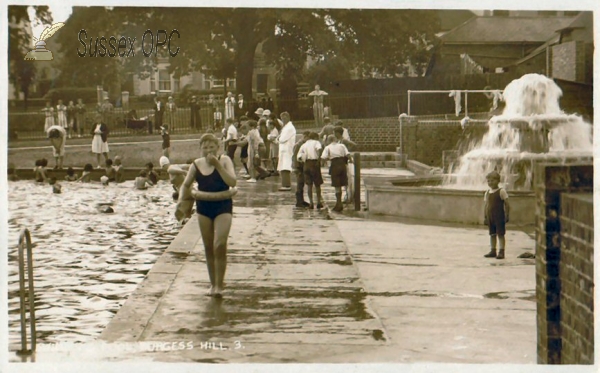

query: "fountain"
(365, 74), (593, 224)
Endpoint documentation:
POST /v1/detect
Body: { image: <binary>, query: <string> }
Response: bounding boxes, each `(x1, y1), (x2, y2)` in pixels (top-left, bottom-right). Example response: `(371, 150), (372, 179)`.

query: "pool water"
(7, 180), (180, 346)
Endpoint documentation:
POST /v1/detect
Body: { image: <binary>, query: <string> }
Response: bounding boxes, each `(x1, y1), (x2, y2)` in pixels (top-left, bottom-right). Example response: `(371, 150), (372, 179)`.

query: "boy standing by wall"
(483, 171), (510, 259)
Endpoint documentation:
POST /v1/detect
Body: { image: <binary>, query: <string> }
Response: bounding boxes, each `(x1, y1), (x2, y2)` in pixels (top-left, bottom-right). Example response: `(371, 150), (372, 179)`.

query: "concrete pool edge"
(365, 182), (536, 226)
(99, 217), (200, 343)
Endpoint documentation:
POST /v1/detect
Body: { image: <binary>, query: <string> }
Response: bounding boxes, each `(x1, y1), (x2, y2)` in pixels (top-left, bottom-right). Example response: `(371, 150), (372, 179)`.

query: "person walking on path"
(189, 95), (201, 131)
(293, 131), (311, 207)
(223, 118), (238, 160)
(46, 125), (67, 169)
(75, 98), (86, 137)
(165, 96), (177, 130)
(321, 133), (351, 212)
(161, 125), (171, 158)
(179, 134), (238, 298)
(56, 99), (68, 130)
(246, 120), (269, 183)
(224, 92), (236, 121)
(153, 96), (164, 132)
(90, 113), (109, 168)
(42, 101), (55, 131)
(310, 85), (326, 127)
(66, 100), (76, 139)
(276, 111), (296, 191)
(483, 171), (510, 259)
(297, 132), (325, 209)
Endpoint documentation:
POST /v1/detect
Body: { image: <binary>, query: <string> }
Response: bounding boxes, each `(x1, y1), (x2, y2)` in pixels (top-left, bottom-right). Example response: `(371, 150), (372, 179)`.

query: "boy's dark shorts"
(329, 157), (348, 187)
(303, 160), (323, 186)
(240, 144), (248, 159)
(227, 144), (237, 160)
(488, 218), (506, 236)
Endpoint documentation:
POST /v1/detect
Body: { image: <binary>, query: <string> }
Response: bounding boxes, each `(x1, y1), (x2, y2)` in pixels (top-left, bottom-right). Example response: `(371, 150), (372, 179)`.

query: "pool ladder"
(16, 228), (37, 356)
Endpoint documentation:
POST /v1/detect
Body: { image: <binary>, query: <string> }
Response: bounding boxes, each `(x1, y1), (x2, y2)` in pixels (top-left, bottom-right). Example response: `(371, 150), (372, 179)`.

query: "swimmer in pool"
(134, 170), (154, 190)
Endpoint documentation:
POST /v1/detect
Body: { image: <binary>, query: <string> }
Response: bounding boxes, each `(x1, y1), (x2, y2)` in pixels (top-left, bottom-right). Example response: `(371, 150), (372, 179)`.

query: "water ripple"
(7, 180), (179, 345)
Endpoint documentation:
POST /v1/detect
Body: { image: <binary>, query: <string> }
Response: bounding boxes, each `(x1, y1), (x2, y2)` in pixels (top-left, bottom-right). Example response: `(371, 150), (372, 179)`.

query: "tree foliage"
(51, 7), (440, 100)
(8, 5), (52, 106)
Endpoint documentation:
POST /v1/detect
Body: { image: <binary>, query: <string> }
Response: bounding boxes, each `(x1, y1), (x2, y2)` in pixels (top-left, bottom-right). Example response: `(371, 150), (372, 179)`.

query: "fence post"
(354, 152), (361, 211)
(407, 90), (411, 116)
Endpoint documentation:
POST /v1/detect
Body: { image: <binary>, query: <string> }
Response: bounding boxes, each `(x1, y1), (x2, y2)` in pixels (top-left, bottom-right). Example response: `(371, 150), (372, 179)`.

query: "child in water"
(105, 159), (116, 182)
(146, 162), (159, 184)
(34, 158), (49, 183)
(7, 164), (20, 181)
(78, 163), (94, 182)
(113, 156), (124, 183)
(48, 177), (62, 194)
(134, 170), (154, 190)
(64, 167), (78, 181)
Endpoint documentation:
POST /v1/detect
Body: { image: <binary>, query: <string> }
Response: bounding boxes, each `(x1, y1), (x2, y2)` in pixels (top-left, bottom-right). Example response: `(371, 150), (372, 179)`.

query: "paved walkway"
(18, 172), (537, 364)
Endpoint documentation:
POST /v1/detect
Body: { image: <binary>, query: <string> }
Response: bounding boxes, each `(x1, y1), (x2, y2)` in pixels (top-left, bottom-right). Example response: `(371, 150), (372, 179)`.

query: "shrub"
(43, 87), (99, 105)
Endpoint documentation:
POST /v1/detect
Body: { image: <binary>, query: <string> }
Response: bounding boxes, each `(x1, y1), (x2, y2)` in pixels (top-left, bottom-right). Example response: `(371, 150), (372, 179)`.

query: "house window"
(150, 74), (156, 93)
(159, 69), (171, 91)
(173, 76), (180, 92)
(211, 78), (225, 88)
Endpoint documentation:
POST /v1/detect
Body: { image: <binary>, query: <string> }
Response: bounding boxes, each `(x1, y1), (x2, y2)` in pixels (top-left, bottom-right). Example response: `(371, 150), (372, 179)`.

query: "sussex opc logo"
(24, 22), (65, 61)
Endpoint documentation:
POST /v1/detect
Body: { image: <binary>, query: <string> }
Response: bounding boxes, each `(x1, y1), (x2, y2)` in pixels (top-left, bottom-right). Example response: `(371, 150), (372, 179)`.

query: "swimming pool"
(7, 180), (180, 346)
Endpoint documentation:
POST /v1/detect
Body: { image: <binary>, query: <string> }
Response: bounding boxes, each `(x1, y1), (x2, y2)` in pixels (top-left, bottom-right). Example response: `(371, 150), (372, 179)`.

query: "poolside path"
(22, 170), (538, 364)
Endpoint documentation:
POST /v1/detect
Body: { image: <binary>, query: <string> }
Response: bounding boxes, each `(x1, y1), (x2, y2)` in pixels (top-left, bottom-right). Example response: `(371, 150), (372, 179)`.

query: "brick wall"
(559, 193), (594, 364)
(343, 117), (400, 152)
(552, 41), (589, 84)
(400, 117), (489, 167)
(534, 162), (594, 364)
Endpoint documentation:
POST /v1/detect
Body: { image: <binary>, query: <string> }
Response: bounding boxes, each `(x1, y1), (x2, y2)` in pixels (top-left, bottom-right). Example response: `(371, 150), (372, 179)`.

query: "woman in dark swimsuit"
(180, 134), (237, 298)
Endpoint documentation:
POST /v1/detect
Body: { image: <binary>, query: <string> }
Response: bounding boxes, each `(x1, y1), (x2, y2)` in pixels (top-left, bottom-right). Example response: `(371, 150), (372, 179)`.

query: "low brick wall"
(534, 162), (594, 364)
(559, 193), (594, 364)
(400, 116), (489, 167)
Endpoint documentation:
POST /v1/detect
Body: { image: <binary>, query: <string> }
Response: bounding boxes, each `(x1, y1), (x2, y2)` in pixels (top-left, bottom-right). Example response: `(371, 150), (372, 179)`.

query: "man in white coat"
(276, 111), (296, 191)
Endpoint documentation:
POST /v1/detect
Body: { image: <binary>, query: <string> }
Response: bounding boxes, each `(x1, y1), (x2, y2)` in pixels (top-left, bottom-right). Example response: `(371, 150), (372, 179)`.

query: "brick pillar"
(535, 162), (593, 364)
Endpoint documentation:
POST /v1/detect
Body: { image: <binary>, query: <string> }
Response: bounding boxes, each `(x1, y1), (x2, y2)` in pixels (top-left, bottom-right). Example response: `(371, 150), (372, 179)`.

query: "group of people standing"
(43, 99), (87, 139)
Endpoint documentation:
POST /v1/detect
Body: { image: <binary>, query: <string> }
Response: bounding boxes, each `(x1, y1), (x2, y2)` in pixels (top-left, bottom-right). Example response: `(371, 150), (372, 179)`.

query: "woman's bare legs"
(198, 215), (216, 295)
(212, 213), (233, 297)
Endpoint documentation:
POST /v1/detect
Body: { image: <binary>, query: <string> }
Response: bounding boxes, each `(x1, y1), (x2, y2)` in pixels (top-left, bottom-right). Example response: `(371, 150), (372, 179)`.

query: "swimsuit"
(194, 159), (233, 220)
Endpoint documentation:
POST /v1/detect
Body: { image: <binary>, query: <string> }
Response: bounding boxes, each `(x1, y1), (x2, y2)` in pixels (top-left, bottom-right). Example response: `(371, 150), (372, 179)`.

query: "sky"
(27, 4), (72, 42)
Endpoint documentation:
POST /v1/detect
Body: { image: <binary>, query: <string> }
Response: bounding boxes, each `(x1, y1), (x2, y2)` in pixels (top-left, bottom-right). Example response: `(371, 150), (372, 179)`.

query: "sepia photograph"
(1, 0), (597, 371)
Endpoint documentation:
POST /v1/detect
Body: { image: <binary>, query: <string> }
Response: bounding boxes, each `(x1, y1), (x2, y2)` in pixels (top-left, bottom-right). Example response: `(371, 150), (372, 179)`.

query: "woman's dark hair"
(35, 159), (41, 167)
(48, 129), (61, 139)
(84, 163), (94, 172)
(67, 167), (74, 176)
(40, 158), (48, 167)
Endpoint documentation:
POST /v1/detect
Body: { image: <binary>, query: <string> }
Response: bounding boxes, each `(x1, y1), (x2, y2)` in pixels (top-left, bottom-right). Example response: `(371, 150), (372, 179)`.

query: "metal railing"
(16, 228), (36, 356)
(407, 89), (504, 117)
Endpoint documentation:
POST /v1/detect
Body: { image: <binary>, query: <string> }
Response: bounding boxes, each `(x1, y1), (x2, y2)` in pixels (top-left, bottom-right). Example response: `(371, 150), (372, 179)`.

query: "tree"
(53, 8), (440, 102)
(8, 5), (52, 108)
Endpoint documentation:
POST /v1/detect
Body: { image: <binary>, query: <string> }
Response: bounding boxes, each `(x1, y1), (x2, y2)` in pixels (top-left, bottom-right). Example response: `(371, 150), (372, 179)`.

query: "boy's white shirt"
(297, 139), (322, 162)
(226, 124), (238, 141)
(322, 142), (349, 160)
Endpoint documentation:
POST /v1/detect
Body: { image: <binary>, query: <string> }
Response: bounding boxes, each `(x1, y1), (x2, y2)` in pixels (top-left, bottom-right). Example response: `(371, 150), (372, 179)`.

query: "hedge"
(43, 87), (99, 105)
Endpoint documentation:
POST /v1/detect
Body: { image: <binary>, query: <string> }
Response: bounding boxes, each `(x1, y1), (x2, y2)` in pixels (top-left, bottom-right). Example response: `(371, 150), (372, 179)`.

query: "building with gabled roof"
(426, 13), (580, 76)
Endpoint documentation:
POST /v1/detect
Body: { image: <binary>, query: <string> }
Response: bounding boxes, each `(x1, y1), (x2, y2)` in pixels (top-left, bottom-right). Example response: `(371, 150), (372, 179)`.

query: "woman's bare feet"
(205, 286), (215, 296)
(213, 286), (223, 298)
